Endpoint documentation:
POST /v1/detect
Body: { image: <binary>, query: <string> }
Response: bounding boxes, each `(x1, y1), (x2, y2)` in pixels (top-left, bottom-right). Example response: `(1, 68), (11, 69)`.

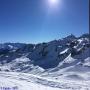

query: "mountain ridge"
(0, 33), (90, 75)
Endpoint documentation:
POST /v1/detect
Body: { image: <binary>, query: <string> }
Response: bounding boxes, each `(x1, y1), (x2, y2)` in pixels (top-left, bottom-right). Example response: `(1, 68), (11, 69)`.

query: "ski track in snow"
(0, 72), (90, 90)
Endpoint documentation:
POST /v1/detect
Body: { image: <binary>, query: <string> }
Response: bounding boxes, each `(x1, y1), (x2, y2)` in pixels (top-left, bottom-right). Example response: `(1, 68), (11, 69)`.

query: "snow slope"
(0, 72), (90, 90)
(0, 75), (61, 90)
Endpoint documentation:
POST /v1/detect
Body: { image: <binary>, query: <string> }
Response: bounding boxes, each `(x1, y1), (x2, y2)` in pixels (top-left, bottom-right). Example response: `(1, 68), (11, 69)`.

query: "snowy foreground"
(0, 72), (90, 90)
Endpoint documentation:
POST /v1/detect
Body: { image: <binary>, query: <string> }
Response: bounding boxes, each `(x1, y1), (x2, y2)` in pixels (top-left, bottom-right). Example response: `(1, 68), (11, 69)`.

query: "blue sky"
(0, 0), (89, 43)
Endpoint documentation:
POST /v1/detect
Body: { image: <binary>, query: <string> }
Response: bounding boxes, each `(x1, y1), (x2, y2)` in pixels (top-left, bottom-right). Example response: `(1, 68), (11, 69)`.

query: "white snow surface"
(60, 48), (69, 54)
(0, 72), (90, 90)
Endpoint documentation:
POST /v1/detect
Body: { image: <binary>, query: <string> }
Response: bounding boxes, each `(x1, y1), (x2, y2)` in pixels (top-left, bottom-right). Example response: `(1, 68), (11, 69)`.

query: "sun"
(46, 0), (63, 11)
(49, 0), (58, 4)
(48, 0), (59, 6)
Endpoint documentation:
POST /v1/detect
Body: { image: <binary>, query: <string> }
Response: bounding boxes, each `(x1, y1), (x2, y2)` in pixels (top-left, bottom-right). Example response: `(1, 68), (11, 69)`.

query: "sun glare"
(48, 0), (60, 6)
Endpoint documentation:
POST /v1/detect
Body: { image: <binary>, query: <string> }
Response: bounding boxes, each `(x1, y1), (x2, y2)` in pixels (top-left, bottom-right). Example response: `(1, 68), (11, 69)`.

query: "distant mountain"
(0, 34), (90, 75)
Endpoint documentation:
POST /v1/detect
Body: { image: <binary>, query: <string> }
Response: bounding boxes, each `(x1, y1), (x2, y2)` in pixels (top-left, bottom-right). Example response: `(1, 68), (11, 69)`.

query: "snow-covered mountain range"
(0, 34), (90, 90)
(0, 34), (90, 73)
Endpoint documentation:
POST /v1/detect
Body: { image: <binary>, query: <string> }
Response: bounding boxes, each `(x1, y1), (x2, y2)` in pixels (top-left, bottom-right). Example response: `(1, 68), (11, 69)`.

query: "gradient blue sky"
(0, 0), (89, 43)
